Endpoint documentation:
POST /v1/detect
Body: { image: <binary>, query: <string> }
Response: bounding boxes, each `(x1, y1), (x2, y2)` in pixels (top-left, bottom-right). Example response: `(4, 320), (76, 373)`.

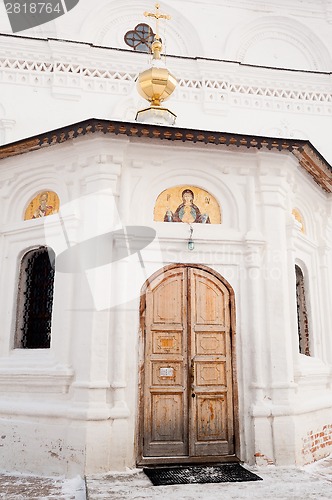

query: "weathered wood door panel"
(189, 267), (234, 456)
(143, 268), (188, 457)
(141, 266), (235, 461)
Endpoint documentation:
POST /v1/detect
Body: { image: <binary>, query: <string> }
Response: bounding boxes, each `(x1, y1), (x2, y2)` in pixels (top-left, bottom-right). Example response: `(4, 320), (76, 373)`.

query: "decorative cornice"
(292, 145), (332, 192)
(1, 36), (332, 114)
(0, 118), (331, 192)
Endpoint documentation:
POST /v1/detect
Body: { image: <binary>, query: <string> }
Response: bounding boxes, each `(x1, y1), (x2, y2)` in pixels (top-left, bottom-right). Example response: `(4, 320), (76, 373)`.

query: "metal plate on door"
(160, 367), (174, 377)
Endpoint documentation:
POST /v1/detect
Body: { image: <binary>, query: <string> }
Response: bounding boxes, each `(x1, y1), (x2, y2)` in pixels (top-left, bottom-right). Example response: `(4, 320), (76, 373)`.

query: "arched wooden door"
(138, 265), (238, 465)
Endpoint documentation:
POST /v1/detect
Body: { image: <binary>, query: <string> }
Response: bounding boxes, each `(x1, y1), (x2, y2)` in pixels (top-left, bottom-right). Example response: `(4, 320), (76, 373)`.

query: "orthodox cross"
(144, 3), (171, 40)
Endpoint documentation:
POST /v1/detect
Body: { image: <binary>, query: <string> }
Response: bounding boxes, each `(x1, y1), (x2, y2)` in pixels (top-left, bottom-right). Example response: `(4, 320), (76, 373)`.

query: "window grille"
(295, 264), (310, 356)
(124, 23), (157, 52)
(15, 247), (55, 349)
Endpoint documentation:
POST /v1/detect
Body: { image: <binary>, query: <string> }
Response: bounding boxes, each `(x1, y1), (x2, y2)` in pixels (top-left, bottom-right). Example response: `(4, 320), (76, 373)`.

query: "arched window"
(124, 23), (156, 52)
(295, 264), (310, 356)
(15, 247), (55, 349)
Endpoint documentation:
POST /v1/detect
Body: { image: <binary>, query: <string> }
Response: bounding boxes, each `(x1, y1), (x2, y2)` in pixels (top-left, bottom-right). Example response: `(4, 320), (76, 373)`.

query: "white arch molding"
(4, 170), (67, 224)
(79, 1), (203, 57)
(130, 162), (242, 230)
(292, 184), (321, 242)
(225, 16), (332, 71)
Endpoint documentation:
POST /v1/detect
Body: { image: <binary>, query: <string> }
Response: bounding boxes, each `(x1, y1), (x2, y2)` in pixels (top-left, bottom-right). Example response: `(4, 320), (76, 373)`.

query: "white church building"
(0, 0), (332, 478)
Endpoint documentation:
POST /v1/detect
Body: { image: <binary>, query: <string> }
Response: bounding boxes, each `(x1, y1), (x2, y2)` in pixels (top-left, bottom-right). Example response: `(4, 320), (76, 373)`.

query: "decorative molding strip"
(1, 55), (332, 113)
(0, 370), (73, 393)
(0, 118), (331, 192)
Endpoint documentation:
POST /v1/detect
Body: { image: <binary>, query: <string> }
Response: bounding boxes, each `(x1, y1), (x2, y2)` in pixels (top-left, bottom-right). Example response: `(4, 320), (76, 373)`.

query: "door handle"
(190, 359), (195, 399)
(190, 359), (195, 381)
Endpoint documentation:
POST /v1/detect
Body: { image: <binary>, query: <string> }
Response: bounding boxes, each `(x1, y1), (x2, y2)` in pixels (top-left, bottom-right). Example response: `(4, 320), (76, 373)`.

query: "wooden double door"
(138, 265), (237, 464)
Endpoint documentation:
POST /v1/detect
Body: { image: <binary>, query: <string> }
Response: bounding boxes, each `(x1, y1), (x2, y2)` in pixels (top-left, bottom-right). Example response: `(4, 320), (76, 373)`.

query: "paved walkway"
(0, 455), (331, 499)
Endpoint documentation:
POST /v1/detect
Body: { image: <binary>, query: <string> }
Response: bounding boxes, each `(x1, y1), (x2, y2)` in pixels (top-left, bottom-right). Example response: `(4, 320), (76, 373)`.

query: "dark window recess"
(295, 264), (310, 356)
(124, 23), (159, 52)
(18, 247), (55, 349)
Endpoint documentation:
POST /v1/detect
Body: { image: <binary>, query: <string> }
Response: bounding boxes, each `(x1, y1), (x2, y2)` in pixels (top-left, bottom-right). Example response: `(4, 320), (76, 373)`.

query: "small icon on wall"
(5, 0), (80, 33)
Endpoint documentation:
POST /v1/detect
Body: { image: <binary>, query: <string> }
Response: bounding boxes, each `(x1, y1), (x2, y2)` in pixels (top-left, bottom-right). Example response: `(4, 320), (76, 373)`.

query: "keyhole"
(192, 393), (196, 398)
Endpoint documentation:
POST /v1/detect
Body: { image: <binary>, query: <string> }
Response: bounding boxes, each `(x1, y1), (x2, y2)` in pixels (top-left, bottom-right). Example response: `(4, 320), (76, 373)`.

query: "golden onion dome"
(137, 38), (177, 107)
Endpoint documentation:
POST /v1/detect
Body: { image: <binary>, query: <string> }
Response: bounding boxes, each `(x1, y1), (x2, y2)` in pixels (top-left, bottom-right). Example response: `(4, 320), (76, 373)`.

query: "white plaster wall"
(1, 36), (332, 153)
(0, 0), (332, 164)
(1, 0), (332, 66)
(0, 134), (331, 475)
(0, 0), (332, 479)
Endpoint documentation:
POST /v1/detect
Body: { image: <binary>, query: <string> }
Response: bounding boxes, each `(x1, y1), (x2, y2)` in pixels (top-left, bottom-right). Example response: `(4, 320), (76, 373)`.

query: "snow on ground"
(86, 456), (332, 500)
(0, 456), (332, 499)
(0, 473), (86, 499)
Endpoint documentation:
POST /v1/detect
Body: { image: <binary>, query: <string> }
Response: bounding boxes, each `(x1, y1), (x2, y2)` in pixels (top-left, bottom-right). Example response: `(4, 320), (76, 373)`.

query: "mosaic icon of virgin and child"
(164, 189), (211, 224)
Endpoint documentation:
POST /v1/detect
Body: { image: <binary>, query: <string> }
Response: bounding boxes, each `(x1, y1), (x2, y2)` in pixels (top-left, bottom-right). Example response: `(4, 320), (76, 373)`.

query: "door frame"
(136, 263), (240, 465)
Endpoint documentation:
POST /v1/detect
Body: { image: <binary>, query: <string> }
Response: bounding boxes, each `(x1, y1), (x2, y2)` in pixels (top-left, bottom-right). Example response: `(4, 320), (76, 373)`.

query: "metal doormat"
(143, 463), (263, 486)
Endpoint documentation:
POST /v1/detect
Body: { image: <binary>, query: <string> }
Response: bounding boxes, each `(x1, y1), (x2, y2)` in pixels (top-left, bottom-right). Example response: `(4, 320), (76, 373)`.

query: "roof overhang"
(1, 119), (331, 192)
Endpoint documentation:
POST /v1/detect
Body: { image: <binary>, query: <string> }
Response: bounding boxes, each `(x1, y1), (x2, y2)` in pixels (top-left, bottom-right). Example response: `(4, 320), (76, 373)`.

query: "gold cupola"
(135, 4), (177, 125)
